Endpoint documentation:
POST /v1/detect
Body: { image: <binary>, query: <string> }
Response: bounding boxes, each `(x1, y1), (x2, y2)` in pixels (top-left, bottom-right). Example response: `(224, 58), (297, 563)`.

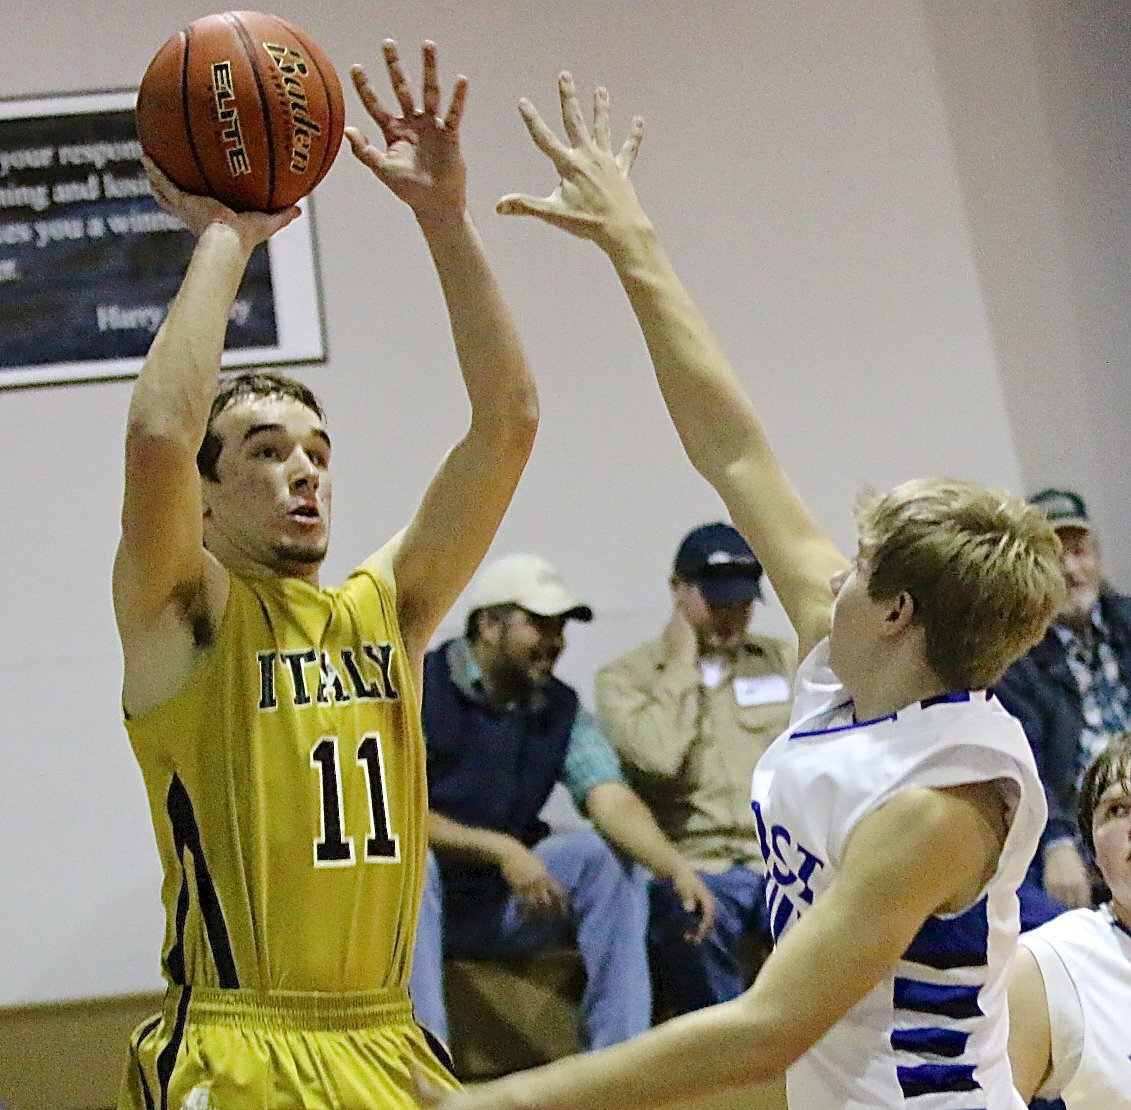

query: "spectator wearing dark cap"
(997, 489), (1131, 911)
(410, 553), (715, 1054)
(595, 523), (795, 1018)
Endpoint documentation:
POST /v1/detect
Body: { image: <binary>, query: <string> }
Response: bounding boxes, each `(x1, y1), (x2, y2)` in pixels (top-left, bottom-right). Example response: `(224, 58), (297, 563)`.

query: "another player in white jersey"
(422, 76), (1067, 1110)
(1008, 732), (1131, 1107)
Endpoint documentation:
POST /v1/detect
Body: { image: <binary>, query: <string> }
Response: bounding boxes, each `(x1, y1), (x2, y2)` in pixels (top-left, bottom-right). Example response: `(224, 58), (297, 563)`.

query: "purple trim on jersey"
(893, 978), (984, 1020)
(903, 896), (990, 970)
(790, 703), (893, 738)
(790, 691), (977, 739)
(919, 691), (977, 709)
(896, 1062), (980, 1099)
(890, 1026), (969, 1058)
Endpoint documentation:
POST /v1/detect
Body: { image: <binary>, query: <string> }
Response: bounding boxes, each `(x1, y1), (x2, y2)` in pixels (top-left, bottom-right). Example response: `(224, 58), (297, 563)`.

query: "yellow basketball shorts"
(116, 985), (459, 1109)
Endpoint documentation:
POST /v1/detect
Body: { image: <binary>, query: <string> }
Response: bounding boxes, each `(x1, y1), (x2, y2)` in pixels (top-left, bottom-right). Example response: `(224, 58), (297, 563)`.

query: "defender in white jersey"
(422, 75), (1067, 1110)
(751, 643), (1047, 1106)
(1008, 733), (1131, 1107)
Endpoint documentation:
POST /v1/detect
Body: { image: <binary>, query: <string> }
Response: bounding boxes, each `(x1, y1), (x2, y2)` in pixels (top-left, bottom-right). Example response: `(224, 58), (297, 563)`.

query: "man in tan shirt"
(596, 523), (795, 1017)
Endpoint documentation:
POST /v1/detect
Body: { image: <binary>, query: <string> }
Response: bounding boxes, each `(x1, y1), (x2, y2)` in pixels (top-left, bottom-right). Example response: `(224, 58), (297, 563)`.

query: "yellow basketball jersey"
(126, 567), (427, 993)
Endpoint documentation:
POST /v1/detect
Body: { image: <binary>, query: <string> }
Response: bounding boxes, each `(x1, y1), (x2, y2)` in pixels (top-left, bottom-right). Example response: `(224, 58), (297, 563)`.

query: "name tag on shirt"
(734, 675), (791, 707)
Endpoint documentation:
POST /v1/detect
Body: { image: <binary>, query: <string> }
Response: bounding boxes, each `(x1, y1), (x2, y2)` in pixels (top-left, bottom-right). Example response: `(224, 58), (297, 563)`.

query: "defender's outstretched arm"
(499, 76), (845, 659)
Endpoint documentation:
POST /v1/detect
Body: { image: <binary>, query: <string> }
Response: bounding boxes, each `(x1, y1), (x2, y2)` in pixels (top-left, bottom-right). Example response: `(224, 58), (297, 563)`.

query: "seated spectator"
(1008, 731), (1131, 1106)
(997, 490), (1131, 912)
(410, 553), (715, 1054)
(596, 523), (794, 1016)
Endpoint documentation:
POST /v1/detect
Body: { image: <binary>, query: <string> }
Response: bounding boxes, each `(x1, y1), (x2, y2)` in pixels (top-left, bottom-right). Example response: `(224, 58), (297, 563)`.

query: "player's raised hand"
(143, 155), (300, 246)
(346, 40), (468, 225)
(497, 73), (645, 251)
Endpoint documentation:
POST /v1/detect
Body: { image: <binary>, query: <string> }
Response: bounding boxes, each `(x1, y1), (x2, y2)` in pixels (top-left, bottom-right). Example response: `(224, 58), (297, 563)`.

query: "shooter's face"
(203, 395), (333, 582)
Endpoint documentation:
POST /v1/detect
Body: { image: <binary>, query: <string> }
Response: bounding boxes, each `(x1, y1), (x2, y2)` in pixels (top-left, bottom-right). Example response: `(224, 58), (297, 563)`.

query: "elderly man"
(997, 489), (1131, 910)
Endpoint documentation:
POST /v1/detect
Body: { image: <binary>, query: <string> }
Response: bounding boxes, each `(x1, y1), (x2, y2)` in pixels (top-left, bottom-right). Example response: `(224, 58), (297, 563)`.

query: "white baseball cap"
(466, 554), (593, 621)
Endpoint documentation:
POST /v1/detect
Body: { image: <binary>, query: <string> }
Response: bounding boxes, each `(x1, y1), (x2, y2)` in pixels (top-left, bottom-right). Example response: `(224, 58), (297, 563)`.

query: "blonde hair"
(854, 478), (1066, 690)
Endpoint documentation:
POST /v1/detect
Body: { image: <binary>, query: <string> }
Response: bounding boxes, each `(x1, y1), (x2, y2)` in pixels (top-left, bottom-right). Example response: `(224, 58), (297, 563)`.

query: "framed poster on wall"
(0, 89), (326, 390)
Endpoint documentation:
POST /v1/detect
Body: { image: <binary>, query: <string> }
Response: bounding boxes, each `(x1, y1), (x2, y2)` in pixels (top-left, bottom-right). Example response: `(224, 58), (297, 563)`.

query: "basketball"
(136, 10), (345, 211)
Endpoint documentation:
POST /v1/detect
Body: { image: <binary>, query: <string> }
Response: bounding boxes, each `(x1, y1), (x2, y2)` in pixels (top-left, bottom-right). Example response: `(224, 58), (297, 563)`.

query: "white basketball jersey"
(751, 640), (1046, 1108)
(1020, 905), (1131, 1107)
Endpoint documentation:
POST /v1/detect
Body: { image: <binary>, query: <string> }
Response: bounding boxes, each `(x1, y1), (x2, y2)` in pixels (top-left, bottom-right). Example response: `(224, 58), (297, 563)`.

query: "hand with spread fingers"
(142, 154), (300, 247)
(497, 73), (646, 250)
(346, 39), (468, 226)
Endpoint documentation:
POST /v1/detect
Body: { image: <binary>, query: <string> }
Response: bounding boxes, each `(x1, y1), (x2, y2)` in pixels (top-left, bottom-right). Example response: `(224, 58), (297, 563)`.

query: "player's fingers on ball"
(139, 152), (167, 183)
(140, 14), (342, 211)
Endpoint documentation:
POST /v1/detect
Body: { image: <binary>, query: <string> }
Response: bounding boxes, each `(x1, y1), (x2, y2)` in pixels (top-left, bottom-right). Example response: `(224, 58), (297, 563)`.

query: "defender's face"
(1092, 778), (1131, 919)
(827, 552), (889, 700)
(203, 395), (332, 581)
(1056, 527), (1102, 628)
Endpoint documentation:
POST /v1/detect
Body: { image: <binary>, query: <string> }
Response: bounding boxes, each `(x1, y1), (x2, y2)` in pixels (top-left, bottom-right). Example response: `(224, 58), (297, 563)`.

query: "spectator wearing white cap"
(410, 553), (715, 1056)
(998, 489), (1131, 911)
(596, 523), (795, 1018)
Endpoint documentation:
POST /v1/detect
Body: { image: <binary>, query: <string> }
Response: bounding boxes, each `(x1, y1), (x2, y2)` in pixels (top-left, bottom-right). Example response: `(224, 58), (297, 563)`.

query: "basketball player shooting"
(113, 41), (537, 1110)
(420, 75), (1066, 1110)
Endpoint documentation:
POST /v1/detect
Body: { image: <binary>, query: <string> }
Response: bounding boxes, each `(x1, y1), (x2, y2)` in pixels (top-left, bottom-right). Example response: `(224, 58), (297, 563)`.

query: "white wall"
(0, 0), (1126, 1005)
(924, 0), (1131, 585)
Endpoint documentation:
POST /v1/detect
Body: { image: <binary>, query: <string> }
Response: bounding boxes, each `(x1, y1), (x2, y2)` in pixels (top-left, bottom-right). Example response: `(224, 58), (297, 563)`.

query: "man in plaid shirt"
(998, 489), (1131, 910)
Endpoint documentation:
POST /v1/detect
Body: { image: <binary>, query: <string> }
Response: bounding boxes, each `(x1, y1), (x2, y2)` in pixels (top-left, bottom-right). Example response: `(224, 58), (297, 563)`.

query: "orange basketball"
(136, 10), (345, 211)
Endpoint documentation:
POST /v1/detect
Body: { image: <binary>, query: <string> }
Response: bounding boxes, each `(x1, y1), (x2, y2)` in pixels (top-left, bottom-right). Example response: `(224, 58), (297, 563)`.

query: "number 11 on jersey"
(310, 733), (401, 867)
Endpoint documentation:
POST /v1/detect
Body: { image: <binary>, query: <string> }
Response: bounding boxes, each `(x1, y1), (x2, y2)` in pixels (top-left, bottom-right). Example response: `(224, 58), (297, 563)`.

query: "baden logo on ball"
(136, 10), (345, 211)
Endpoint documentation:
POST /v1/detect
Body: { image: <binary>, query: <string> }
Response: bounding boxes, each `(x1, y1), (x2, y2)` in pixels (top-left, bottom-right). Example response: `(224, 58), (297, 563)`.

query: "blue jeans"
(649, 864), (768, 1016)
(410, 829), (651, 1050)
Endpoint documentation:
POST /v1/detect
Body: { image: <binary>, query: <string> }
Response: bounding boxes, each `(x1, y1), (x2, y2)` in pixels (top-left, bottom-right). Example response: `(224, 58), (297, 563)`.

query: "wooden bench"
(444, 948), (585, 1078)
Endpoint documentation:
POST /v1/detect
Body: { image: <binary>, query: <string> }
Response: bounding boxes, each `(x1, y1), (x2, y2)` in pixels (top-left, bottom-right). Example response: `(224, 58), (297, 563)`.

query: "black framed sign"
(0, 89), (327, 389)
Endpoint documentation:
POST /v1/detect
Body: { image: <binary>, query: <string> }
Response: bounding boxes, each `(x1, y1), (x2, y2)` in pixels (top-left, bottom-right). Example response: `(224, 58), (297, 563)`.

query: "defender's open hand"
(497, 73), (646, 250)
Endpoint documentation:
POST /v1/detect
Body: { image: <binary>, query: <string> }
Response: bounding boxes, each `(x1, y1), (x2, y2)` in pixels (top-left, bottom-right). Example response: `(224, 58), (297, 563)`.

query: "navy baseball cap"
(673, 522), (764, 606)
(1030, 488), (1091, 532)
